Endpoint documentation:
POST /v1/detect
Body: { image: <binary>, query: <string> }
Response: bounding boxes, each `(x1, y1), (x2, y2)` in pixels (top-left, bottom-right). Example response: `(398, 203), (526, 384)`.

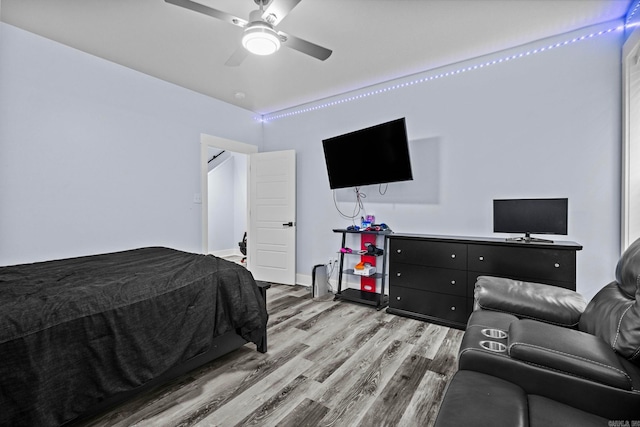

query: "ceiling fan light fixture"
(242, 23), (281, 56)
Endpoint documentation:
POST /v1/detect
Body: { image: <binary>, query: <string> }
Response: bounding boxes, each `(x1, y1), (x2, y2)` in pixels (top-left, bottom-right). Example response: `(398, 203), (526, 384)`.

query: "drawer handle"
(451, 254), (456, 259)
(396, 272), (402, 277)
(397, 249), (402, 254)
(478, 256), (484, 261)
(396, 296), (401, 301)
(451, 280), (456, 285)
(450, 306), (456, 311)
(554, 263), (560, 268)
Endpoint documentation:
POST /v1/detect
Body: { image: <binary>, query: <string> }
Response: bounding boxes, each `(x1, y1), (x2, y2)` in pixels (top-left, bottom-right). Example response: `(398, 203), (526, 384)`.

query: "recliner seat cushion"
(434, 370), (528, 427)
(527, 395), (607, 427)
(435, 371), (609, 427)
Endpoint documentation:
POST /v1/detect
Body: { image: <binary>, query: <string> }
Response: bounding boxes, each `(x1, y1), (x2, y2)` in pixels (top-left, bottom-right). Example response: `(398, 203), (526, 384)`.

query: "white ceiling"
(0, 0), (632, 115)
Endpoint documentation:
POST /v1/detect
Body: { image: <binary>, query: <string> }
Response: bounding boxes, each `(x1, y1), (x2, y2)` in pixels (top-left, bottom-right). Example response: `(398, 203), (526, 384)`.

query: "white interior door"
(248, 150), (296, 284)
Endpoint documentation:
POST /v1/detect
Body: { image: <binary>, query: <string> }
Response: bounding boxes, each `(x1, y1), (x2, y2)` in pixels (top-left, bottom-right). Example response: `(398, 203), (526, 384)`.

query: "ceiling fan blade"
(165, 0), (247, 27)
(279, 31), (332, 61)
(225, 47), (250, 67)
(262, 0), (302, 26)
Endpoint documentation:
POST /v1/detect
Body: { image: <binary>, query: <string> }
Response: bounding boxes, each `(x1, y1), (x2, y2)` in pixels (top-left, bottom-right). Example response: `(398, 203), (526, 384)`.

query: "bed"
(0, 247), (269, 427)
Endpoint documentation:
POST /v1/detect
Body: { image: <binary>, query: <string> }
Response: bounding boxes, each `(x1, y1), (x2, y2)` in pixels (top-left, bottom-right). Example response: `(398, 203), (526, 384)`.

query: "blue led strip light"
(627, 0), (640, 25)
(261, 24), (623, 123)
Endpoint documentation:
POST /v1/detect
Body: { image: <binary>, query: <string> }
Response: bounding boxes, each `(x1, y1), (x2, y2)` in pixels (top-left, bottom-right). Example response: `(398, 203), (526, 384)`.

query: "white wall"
(0, 23), (262, 265)
(208, 157), (235, 252)
(262, 22), (624, 300)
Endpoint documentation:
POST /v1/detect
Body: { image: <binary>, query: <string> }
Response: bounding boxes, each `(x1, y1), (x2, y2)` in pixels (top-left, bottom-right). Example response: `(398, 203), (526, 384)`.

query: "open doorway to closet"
(207, 148), (247, 261)
(200, 134), (257, 261)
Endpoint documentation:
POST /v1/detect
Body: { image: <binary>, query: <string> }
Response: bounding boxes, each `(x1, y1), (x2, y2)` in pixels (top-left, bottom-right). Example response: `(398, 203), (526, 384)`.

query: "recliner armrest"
(508, 319), (633, 390)
(474, 276), (587, 327)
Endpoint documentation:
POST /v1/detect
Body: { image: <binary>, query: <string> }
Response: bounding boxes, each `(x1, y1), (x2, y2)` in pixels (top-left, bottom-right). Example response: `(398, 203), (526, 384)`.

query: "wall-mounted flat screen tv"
(493, 198), (568, 242)
(322, 118), (413, 189)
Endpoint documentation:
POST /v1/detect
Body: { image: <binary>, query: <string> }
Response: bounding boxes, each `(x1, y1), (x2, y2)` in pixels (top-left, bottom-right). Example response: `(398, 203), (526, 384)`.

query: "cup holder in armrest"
(479, 340), (507, 352)
(481, 328), (508, 339)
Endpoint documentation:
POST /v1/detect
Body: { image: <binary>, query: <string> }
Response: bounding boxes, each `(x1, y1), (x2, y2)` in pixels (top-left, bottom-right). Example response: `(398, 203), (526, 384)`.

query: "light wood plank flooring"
(83, 284), (464, 427)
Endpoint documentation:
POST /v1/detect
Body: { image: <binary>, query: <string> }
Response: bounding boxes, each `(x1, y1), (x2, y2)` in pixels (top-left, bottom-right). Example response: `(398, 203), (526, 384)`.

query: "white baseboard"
(296, 273), (313, 287)
(296, 272), (338, 292)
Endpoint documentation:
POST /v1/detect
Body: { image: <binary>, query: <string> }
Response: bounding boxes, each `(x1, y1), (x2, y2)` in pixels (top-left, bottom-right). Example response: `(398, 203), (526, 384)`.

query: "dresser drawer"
(389, 238), (467, 269)
(389, 286), (469, 324)
(467, 244), (576, 283)
(389, 263), (467, 297)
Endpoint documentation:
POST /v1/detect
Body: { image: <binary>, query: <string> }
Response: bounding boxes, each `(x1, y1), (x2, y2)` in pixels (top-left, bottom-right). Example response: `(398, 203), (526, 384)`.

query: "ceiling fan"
(165, 0), (332, 66)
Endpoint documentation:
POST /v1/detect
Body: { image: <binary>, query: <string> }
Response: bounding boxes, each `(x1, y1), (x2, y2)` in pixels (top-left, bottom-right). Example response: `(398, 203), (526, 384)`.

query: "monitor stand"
(506, 232), (554, 243)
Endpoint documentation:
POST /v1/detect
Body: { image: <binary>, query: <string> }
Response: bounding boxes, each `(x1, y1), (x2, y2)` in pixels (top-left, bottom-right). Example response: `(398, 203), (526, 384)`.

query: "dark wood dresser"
(386, 234), (582, 329)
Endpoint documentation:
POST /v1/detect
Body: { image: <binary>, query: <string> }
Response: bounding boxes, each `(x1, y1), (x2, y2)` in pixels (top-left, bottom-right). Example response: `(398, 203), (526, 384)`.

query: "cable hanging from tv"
(334, 187), (367, 221)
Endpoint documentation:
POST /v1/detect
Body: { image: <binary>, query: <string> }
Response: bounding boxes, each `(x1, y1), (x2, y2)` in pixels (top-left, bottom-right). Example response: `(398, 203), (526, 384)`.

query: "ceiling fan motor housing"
(164, 0), (331, 63)
(242, 9), (281, 55)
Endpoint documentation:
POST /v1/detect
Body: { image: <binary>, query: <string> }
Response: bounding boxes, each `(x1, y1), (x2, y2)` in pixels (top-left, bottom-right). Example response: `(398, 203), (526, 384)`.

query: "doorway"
(200, 134), (258, 255)
(207, 148), (247, 260)
(200, 136), (297, 285)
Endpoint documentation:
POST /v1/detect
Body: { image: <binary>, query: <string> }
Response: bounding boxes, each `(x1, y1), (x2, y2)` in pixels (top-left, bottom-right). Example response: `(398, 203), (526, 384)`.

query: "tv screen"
(322, 118), (413, 189)
(493, 198), (568, 240)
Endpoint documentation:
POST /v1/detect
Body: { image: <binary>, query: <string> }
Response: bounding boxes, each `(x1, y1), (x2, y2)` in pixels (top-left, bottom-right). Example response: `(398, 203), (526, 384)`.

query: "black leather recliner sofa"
(435, 238), (640, 426)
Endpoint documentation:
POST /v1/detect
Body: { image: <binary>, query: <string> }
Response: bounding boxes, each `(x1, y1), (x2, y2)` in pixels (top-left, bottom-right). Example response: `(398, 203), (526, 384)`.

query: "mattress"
(0, 247), (267, 426)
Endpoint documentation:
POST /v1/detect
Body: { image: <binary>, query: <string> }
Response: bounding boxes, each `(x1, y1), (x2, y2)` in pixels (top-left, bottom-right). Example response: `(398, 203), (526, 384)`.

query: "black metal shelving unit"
(333, 228), (391, 310)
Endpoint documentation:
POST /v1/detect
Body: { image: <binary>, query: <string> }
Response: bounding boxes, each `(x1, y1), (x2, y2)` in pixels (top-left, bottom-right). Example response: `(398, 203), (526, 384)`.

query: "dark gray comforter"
(0, 247), (268, 426)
